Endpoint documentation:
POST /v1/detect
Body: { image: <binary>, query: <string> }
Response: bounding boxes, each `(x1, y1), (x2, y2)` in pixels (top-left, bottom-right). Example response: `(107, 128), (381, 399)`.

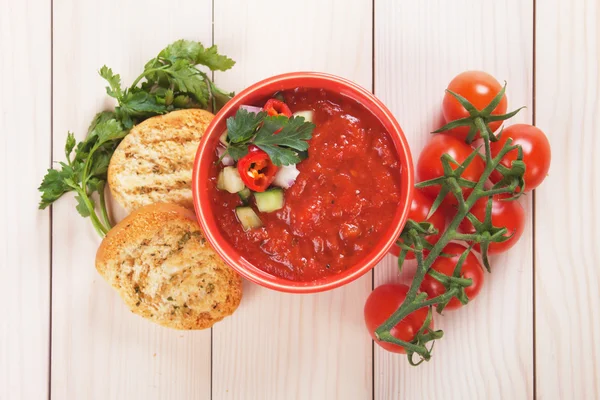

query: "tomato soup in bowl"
(192, 72), (413, 293)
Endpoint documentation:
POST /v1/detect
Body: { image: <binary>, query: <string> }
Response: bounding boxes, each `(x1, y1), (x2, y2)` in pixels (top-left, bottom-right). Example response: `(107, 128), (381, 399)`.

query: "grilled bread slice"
(96, 203), (242, 330)
(108, 109), (214, 212)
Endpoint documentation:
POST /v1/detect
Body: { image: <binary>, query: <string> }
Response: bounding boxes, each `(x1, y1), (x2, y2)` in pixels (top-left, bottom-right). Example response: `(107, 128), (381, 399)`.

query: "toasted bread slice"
(96, 203), (242, 330)
(108, 109), (214, 212)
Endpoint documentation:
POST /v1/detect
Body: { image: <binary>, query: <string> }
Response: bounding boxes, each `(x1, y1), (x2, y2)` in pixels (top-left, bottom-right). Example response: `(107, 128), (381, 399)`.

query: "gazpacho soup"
(209, 88), (402, 282)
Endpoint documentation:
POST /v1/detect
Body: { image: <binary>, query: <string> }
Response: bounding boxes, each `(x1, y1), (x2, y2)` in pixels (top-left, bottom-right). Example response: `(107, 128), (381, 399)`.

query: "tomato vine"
(374, 84), (527, 365)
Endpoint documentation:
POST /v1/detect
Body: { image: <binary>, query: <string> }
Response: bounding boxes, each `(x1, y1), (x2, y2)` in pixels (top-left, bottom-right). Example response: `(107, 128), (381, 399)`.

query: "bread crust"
(108, 109), (214, 212)
(96, 203), (242, 330)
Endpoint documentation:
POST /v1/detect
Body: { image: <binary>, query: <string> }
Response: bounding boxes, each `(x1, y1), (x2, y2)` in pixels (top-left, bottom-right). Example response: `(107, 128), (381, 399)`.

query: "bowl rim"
(192, 71), (413, 293)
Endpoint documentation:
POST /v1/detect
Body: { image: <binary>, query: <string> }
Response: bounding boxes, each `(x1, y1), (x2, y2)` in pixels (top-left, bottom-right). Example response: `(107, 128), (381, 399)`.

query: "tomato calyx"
(237, 145), (279, 192)
(433, 82), (525, 144)
(453, 196), (517, 271)
(415, 148), (482, 218)
(396, 219), (439, 266)
(424, 245), (477, 313)
(375, 301), (442, 366)
(489, 147), (527, 198)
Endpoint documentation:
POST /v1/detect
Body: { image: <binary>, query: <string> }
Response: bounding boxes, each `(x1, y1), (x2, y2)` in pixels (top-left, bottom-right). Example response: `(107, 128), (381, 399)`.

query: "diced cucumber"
(216, 170), (225, 190)
(219, 130), (229, 146)
(254, 189), (284, 213)
(238, 188), (252, 204)
(222, 166), (245, 193)
(292, 110), (314, 123)
(235, 207), (263, 231)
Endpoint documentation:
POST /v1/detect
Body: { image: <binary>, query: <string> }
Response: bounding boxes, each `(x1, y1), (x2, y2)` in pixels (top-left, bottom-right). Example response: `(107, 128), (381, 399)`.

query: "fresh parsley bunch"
(224, 109), (315, 166)
(38, 40), (235, 237)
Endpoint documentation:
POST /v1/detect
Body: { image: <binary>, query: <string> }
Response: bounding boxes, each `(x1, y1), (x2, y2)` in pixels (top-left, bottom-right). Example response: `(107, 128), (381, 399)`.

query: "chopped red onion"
(273, 164), (300, 189)
(239, 105), (263, 114)
(216, 146), (234, 166)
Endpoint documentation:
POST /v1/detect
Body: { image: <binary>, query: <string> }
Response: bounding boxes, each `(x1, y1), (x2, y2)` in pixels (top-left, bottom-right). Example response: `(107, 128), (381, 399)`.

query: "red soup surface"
(209, 88), (402, 282)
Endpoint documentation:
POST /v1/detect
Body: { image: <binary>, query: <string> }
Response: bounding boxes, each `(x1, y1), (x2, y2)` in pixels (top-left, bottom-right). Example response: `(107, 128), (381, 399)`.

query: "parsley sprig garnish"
(224, 109), (315, 166)
(101, 39), (235, 128)
(38, 40), (235, 237)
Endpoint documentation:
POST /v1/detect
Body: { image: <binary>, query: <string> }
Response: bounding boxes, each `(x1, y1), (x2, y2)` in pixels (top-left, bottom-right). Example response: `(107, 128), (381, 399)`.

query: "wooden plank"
(50, 2), (213, 399)
(373, 0), (534, 399)
(0, 0), (51, 398)
(535, 0), (600, 398)
(212, 1), (373, 399)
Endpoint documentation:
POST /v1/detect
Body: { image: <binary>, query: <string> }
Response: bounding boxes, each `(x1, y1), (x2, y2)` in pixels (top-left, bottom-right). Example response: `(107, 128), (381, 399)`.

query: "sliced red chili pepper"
(237, 145), (279, 192)
(263, 99), (292, 118)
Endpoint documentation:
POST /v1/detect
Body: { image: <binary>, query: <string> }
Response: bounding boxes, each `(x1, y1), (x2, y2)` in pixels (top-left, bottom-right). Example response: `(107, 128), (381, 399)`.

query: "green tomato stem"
(375, 130), (519, 361)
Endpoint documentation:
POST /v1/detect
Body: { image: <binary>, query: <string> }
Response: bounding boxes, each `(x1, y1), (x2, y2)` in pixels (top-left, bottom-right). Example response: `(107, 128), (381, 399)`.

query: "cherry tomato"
(364, 284), (431, 354)
(489, 124), (551, 191)
(263, 99), (292, 118)
(419, 243), (484, 310)
(237, 145), (278, 192)
(458, 194), (526, 254)
(442, 71), (508, 141)
(416, 134), (485, 206)
(390, 189), (446, 259)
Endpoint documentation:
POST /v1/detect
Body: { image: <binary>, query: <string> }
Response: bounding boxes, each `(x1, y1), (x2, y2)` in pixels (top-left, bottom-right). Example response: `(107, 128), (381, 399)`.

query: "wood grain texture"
(212, 1), (373, 399)
(374, 1), (534, 399)
(0, 0), (51, 399)
(50, 2), (213, 399)
(535, 0), (600, 398)
(8, 0), (600, 397)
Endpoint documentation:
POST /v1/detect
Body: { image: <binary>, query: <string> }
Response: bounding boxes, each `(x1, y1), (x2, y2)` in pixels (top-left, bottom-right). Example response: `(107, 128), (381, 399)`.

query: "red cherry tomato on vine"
(419, 243), (484, 310)
(442, 71), (508, 142)
(237, 145), (279, 192)
(458, 194), (526, 254)
(364, 284), (431, 354)
(489, 124), (551, 192)
(390, 189), (446, 259)
(263, 98), (292, 118)
(416, 134), (485, 207)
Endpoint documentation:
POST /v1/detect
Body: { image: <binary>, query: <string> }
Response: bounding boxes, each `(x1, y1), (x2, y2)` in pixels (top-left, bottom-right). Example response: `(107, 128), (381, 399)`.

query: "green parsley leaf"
(86, 177), (105, 193)
(222, 112), (315, 166)
(75, 194), (93, 217)
(93, 119), (128, 145)
(99, 66), (123, 99)
(117, 91), (168, 128)
(38, 167), (74, 209)
(88, 151), (112, 179)
(65, 132), (76, 162)
(38, 39), (236, 237)
(172, 94), (196, 108)
(88, 111), (118, 135)
(39, 118), (126, 235)
(158, 39), (235, 71)
(157, 88), (174, 106)
(192, 45), (235, 71)
(255, 144), (303, 166)
(94, 118), (126, 144)
(227, 145), (250, 161)
(162, 60), (209, 106)
(254, 116), (315, 152)
(226, 109), (266, 143)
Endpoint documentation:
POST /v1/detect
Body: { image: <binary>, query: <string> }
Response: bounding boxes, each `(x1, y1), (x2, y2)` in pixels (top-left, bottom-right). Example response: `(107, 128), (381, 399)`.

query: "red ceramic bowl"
(192, 72), (413, 293)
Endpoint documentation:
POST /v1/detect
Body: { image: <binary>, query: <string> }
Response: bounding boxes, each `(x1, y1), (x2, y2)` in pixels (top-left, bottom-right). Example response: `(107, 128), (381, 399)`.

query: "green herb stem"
(98, 187), (111, 230)
(76, 188), (109, 236)
(129, 65), (166, 90)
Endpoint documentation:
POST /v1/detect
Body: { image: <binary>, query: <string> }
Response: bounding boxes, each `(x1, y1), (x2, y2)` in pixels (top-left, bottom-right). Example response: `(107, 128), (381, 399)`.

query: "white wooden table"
(2, 0), (599, 399)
